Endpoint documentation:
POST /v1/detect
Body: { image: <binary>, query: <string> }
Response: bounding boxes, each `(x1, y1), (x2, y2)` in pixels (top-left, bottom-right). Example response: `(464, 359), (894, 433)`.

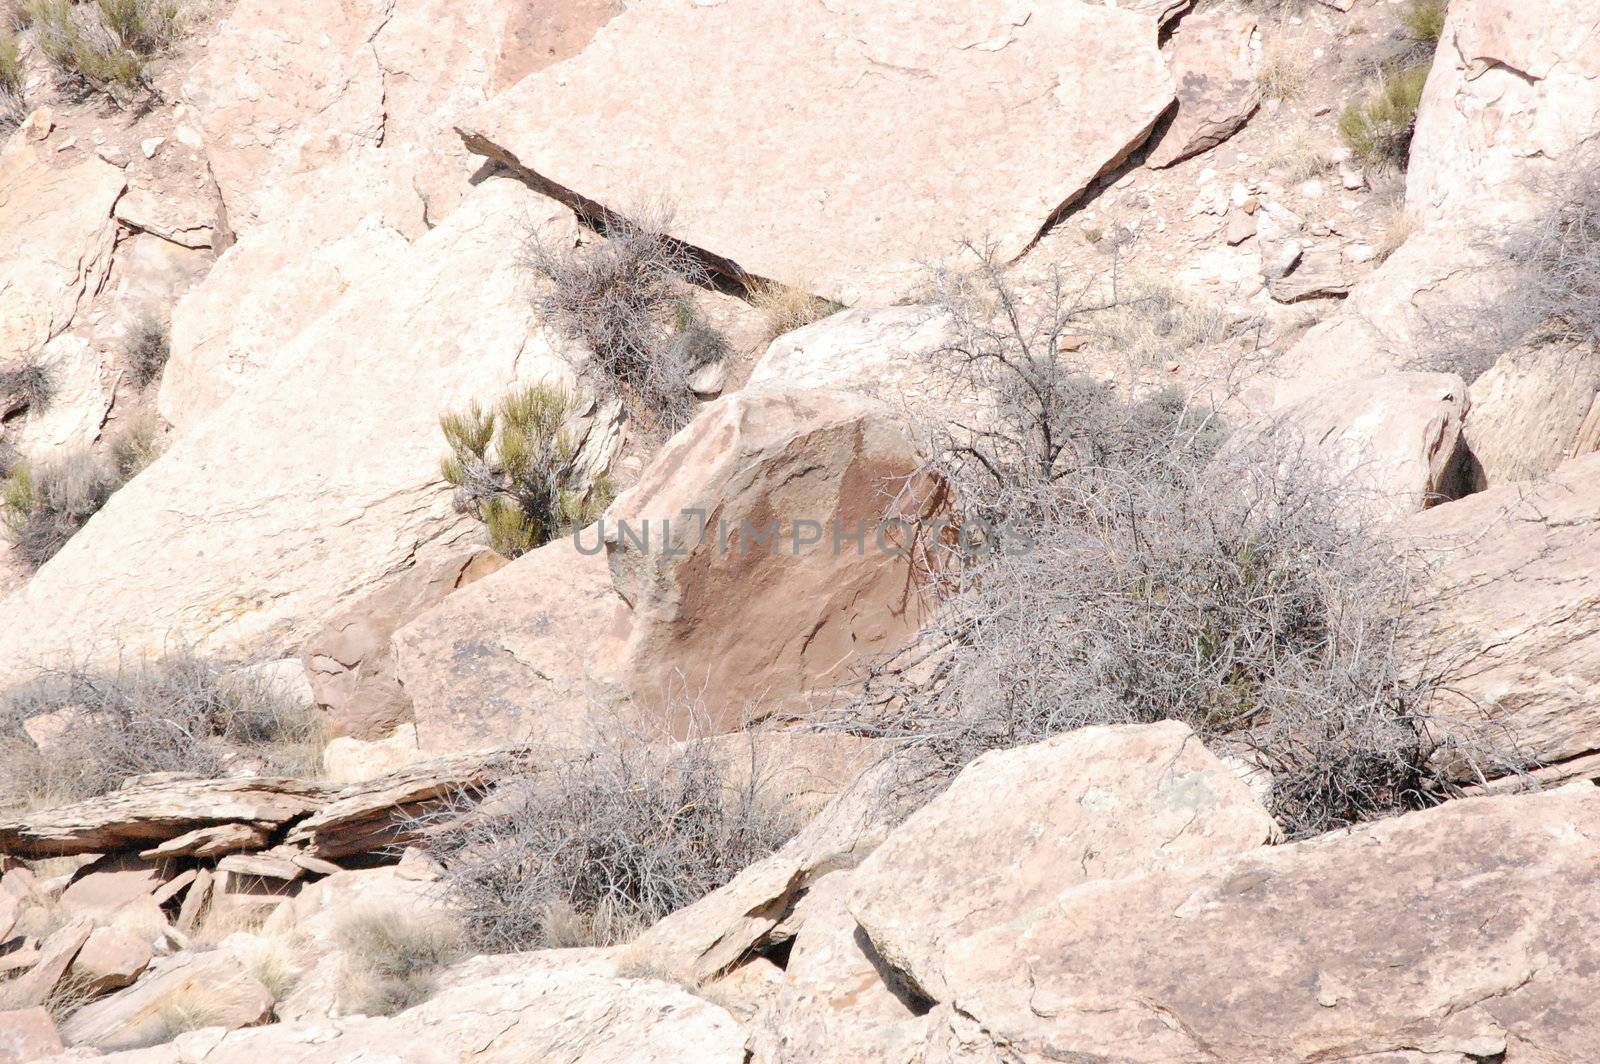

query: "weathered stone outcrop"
(1463, 338), (1600, 490)
(459, 0), (1174, 303)
(397, 388), (942, 750)
(1406, 452), (1600, 782)
(0, 778), (327, 860)
(62, 949), (275, 1051)
(848, 722), (1277, 1002)
(1274, 372), (1470, 518)
(930, 784), (1600, 1062)
(0, 179), (579, 684)
(1147, 7), (1260, 169)
(80, 952), (747, 1063)
(303, 548), (507, 741)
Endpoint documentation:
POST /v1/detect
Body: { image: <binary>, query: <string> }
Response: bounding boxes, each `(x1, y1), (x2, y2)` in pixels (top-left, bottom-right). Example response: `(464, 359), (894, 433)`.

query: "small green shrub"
(126, 317), (170, 388)
(0, 27), (22, 117)
(335, 909), (463, 1017)
(1338, 63), (1430, 170)
(1401, 0), (1446, 45)
(440, 383), (613, 559)
(1, 449), (123, 567)
(26, 0), (180, 102)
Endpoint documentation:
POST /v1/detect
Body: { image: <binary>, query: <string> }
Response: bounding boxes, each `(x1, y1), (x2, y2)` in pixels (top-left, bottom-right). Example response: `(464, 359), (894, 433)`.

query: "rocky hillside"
(0, 0), (1597, 1059)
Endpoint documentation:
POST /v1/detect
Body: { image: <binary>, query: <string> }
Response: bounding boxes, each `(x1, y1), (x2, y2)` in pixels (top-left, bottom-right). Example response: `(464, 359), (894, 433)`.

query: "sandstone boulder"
(1274, 372), (1469, 518)
(1462, 337), (1600, 490)
(320, 725), (424, 785)
(398, 388), (941, 750)
(460, 0), (1173, 303)
(1406, 452), (1600, 782)
(933, 784), (1600, 1062)
(1, 921), (90, 1010)
(62, 949), (275, 1051)
(1407, 0), (1600, 230)
(1147, 7), (1260, 169)
(58, 856), (171, 920)
(79, 952), (747, 1063)
(603, 388), (943, 730)
(849, 722), (1277, 1001)
(748, 872), (930, 1064)
(0, 1007), (62, 1063)
(304, 548), (507, 741)
(0, 179), (579, 683)
(68, 928), (153, 995)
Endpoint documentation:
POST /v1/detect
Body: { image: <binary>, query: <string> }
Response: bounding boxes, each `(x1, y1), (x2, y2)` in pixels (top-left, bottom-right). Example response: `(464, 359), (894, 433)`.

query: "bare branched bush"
(335, 909), (463, 1017)
(827, 249), (1500, 838)
(25, 0), (179, 103)
(439, 382), (613, 558)
(416, 728), (796, 953)
(0, 652), (325, 809)
(126, 317), (170, 388)
(527, 205), (728, 434)
(0, 359), (55, 417)
(1502, 158), (1600, 348)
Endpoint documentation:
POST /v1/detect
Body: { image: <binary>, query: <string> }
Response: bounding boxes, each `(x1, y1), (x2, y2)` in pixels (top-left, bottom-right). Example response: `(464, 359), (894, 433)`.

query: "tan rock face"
(0, 179), (578, 683)
(933, 785), (1600, 1062)
(1407, 0), (1600, 230)
(303, 548), (507, 741)
(62, 949), (275, 1051)
(0, 136), (125, 366)
(1463, 338), (1600, 490)
(393, 538), (629, 756)
(848, 722), (1277, 1002)
(0, 1007), (63, 1062)
(1406, 453), (1600, 780)
(83, 952), (747, 1063)
(398, 388), (941, 749)
(460, 0), (1173, 303)
(0, 777), (327, 860)
(748, 872), (931, 1064)
(1146, 7), (1259, 169)
(606, 388), (943, 730)
(69, 928), (154, 994)
(1273, 372), (1470, 518)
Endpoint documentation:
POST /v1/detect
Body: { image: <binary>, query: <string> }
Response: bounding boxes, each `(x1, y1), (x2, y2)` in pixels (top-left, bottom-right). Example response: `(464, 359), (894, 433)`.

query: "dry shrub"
(1088, 276), (1233, 366)
(335, 909), (462, 1017)
(829, 249), (1509, 838)
(1502, 158), (1600, 348)
(26, 0), (180, 103)
(439, 382), (613, 559)
(0, 360), (55, 417)
(0, 416), (159, 569)
(0, 25), (22, 128)
(0, 652), (325, 809)
(1259, 38), (1310, 103)
(417, 727), (797, 953)
(1338, 62), (1430, 171)
(1, 448), (125, 568)
(527, 204), (727, 434)
(126, 317), (170, 388)
(748, 279), (837, 342)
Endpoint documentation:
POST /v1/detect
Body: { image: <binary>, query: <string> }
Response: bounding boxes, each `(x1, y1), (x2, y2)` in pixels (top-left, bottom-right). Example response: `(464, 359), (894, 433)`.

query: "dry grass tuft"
(335, 908), (463, 1017)
(748, 279), (838, 342)
(1401, 0), (1447, 46)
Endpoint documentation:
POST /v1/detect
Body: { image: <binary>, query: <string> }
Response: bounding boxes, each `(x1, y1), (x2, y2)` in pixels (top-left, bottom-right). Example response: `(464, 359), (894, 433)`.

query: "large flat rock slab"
(0, 178), (577, 683)
(934, 784), (1600, 1062)
(459, 0), (1173, 304)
